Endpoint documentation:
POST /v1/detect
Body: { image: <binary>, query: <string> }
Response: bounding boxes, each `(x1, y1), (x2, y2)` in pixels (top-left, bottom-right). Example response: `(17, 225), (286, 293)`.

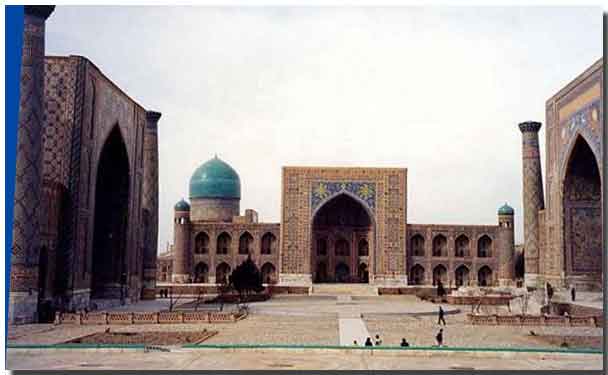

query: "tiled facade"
(526, 58), (604, 290)
(9, 7), (160, 324)
(164, 166), (514, 287)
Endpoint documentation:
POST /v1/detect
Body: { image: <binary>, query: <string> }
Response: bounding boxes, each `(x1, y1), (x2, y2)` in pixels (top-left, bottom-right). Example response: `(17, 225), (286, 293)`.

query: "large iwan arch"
(91, 126), (130, 299)
(311, 193), (375, 283)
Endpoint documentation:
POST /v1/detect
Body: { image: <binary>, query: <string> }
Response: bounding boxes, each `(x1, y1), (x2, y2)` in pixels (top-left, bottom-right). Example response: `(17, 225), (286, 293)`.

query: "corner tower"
(172, 199), (191, 283)
(519, 121), (545, 288)
(497, 203), (515, 286)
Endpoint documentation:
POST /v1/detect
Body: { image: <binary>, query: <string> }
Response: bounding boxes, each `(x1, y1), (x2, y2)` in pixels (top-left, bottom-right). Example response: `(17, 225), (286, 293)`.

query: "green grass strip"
(7, 342), (601, 355)
(181, 343), (602, 354)
(7, 343), (146, 349)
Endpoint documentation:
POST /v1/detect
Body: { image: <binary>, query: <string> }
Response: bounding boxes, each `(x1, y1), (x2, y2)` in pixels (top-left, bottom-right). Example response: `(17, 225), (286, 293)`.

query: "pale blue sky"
(45, 6), (602, 251)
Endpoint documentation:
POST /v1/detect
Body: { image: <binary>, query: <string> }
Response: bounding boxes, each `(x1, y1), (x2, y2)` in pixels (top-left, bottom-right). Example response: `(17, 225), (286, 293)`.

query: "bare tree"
(193, 287), (205, 311)
(168, 286), (185, 312)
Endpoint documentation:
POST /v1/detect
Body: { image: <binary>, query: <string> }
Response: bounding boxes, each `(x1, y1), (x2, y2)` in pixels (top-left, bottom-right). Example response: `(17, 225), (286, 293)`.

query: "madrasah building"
(159, 58), (603, 292)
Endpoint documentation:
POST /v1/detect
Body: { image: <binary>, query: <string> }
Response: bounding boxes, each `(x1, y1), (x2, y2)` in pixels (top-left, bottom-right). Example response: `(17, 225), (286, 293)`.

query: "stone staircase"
(310, 283), (378, 296)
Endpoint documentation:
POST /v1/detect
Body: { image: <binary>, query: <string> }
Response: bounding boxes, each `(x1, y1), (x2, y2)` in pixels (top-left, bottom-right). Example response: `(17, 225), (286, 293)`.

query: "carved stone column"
(519, 121), (545, 288)
(9, 5), (55, 324)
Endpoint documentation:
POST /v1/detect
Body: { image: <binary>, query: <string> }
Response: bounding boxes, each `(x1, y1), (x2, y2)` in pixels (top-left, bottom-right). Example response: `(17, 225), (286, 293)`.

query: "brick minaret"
(172, 200), (191, 283)
(9, 5), (55, 324)
(141, 111), (161, 299)
(497, 204), (515, 286)
(519, 121), (545, 288)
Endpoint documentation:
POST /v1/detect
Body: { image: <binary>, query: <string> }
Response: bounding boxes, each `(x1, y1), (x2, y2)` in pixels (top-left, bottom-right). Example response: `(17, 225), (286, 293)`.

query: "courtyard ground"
(6, 294), (603, 370)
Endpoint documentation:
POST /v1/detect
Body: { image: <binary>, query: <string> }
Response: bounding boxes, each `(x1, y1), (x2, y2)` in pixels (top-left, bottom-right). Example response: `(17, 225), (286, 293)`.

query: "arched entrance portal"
(91, 126), (130, 299)
(563, 136), (602, 282)
(312, 193), (374, 283)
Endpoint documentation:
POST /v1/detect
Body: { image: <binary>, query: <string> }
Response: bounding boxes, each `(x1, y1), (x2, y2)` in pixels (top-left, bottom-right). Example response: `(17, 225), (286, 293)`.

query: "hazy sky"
(45, 6), (602, 251)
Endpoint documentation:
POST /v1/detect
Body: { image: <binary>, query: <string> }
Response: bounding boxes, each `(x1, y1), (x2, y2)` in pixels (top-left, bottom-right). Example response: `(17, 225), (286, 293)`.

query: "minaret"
(497, 203), (515, 286)
(141, 111), (161, 299)
(9, 5), (55, 324)
(519, 121), (545, 288)
(172, 199), (191, 283)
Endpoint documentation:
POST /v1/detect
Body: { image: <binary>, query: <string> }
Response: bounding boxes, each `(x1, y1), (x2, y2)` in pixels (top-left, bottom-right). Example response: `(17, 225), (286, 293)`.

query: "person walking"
(438, 306), (447, 325)
(400, 338), (410, 347)
(571, 287), (576, 302)
(365, 337), (373, 347)
(436, 328), (444, 347)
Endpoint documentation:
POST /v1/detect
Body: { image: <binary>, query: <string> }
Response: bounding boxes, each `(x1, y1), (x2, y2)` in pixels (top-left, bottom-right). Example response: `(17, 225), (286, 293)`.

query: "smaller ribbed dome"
(174, 198), (190, 211)
(498, 203), (514, 215)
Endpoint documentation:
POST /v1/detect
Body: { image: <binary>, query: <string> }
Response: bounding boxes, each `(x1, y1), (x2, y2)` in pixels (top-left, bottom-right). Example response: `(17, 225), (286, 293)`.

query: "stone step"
(311, 284), (378, 296)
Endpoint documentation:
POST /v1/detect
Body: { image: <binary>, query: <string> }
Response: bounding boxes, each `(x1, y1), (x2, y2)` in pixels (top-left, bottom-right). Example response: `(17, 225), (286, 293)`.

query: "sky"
(44, 6), (602, 251)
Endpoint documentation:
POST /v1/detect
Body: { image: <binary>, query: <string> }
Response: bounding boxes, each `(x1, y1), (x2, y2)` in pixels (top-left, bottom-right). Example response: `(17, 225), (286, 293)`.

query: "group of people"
(158, 288), (171, 298)
(353, 334), (384, 347)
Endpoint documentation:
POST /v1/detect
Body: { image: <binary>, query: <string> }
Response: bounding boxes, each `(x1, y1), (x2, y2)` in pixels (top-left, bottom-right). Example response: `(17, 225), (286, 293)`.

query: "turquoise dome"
(189, 156), (241, 199)
(498, 203), (514, 215)
(174, 198), (190, 211)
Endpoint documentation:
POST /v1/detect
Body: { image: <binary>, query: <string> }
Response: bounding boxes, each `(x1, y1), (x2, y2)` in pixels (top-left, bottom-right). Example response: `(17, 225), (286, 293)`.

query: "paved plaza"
(7, 294), (604, 370)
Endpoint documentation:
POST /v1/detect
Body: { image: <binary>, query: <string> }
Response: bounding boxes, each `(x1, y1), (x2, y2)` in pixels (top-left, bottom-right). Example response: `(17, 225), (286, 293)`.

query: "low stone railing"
(467, 314), (601, 328)
(55, 310), (247, 325)
(446, 295), (513, 306)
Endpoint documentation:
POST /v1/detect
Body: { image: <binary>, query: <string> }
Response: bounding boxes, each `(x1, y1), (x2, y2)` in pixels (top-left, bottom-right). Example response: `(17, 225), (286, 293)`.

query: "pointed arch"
(477, 235), (492, 257)
(194, 262), (208, 283)
(238, 231), (254, 255)
(217, 232), (231, 255)
(432, 234), (447, 257)
(261, 262), (277, 284)
(195, 232), (210, 254)
(261, 232), (277, 255)
(455, 234), (470, 257)
(410, 234), (425, 256)
(410, 264), (425, 285)
(454, 265), (470, 287)
(91, 125), (131, 298)
(562, 133), (602, 276)
(311, 191), (376, 225)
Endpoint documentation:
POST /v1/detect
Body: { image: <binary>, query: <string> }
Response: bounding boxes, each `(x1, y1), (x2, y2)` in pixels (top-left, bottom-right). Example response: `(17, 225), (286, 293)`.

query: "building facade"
(521, 58), (603, 290)
(9, 6), (160, 324)
(166, 159), (516, 288)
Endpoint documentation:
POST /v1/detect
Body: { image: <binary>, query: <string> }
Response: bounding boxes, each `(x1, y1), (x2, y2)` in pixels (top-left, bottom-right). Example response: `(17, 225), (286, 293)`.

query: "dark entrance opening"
(91, 126), (130, 299)
(563, 136), (602, 281)
(312, 193), (373, 283)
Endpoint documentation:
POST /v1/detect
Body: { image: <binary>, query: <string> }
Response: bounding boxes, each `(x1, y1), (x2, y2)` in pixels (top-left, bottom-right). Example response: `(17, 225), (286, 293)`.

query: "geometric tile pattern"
(42, 58), (75, 186)
(11, 15), (47, 294)
(310, 181), (376, 213)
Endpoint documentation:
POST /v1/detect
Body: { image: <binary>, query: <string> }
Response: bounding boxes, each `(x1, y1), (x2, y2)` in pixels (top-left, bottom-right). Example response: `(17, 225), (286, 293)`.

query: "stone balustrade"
(467, 313), (601, 327)
(55, 310), (246, 325)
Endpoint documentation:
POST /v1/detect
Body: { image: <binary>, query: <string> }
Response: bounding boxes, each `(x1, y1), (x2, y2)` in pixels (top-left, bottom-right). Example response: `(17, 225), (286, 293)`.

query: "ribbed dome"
(189, 156), (241, 199)
(174, 198), (190, 211)
(498, 203), (514, 215)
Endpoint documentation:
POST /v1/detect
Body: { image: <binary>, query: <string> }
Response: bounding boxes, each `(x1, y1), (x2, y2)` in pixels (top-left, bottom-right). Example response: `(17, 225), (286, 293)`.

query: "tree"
(168, 286), (185, 312)
(229, 255), (264, 306)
